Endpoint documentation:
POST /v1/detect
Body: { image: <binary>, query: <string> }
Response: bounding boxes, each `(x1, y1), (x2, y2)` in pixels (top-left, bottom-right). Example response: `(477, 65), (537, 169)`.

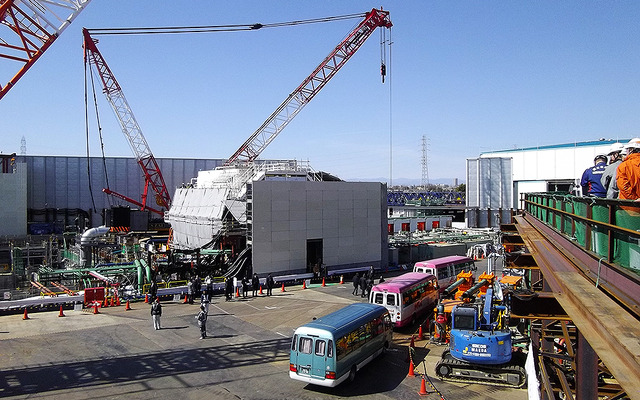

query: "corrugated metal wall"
(21, 155), (222, 225)
(466, 157), (513, 228)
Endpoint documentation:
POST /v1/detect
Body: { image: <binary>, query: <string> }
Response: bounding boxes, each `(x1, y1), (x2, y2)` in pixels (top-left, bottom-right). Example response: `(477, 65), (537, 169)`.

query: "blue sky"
(1, 1), (639, 184)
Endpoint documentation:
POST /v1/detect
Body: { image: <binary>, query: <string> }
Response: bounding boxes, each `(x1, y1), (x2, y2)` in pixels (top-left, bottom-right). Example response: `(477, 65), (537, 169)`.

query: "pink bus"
(369, 272), (438, 328)
(412, 255), (476, 291)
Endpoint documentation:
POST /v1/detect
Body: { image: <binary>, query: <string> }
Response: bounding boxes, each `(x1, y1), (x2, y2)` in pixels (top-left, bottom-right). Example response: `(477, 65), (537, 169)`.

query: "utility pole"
(421, 135), (430, 188)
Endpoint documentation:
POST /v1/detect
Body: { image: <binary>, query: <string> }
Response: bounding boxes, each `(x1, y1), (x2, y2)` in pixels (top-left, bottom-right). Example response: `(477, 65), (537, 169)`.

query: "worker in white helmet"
(600, 142), (625, 198)
(616, 138), (640, 202)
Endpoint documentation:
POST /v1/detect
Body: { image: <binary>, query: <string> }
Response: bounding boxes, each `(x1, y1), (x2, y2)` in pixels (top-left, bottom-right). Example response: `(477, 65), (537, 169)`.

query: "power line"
(86, 13), (365, 36)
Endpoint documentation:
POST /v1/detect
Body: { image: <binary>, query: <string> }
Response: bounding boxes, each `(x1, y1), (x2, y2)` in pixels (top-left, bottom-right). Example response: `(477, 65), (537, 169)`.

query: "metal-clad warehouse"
(7, 155), (223, 234)
(466, 139), (629, 227)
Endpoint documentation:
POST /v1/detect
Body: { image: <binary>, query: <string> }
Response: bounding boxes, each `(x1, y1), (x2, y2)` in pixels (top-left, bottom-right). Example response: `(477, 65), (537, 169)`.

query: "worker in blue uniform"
(580, 154), (608, 197)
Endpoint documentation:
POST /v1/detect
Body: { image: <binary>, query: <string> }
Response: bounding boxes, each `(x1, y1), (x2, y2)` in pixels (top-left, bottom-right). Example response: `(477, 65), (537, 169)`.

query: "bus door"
(311, 338), (331, 379)
(296, 336), (331, 379)
(371, 291), (399, 322)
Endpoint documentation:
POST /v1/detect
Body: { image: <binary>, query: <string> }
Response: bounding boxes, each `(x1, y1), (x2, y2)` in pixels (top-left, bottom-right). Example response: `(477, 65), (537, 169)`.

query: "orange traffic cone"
(410, 335), (415, 348)
(236, 287), (240, 298)
(407, 358), (415, 377)
(340, 275), (344, 284)
(259, 285), (263, 295)
(125, 300), (132, 311)
(302, 280), (307, 289)
(281, 283), (285, 292)
(183, 294), (188, 304)
(93, 304), (99, 314)
(418, 325), (424, 340)
(103, 297), (108, 308)
(418, 377), (428, 395)
(116, 296), (121, 306)
(22, 308), (29, 320)
(144, 294), (149, 303)
(322, 277), (326, 287)
(58, 305), (65, 317)
(110, 296), (115, 307)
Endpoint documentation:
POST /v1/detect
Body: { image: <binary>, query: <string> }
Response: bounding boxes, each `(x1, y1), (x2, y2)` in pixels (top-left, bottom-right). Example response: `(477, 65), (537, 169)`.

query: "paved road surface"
(0, 278), (527, 400)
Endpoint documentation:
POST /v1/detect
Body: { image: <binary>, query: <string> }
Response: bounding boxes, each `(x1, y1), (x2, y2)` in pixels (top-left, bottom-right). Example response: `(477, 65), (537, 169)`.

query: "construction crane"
(82, 28), (171, 216)
(166, 8), (392, 250)
(0, 0), (91, 100)
(224, 8), (392, 165)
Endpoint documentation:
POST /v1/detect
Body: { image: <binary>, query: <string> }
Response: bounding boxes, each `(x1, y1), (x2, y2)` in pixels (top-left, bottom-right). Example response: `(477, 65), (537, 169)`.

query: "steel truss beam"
(0, 0), (91, 99)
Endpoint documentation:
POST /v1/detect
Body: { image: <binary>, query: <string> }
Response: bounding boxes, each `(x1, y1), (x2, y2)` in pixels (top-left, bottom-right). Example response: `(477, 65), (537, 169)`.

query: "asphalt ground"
(0, 272), (528, 400)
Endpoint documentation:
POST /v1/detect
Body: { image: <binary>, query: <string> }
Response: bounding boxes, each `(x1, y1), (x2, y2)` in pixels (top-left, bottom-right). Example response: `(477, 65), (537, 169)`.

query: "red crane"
(0, 0), (91, 100)
(225, 8), (392, 165)
(82, 28), (171, 216)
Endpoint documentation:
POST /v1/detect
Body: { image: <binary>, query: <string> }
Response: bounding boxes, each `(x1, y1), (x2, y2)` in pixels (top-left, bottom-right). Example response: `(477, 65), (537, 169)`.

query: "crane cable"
(84, 48), (113, 209)
(85, 13), (365, 36)
(83, 55), (98, 214)
(88, 61), (112, 196)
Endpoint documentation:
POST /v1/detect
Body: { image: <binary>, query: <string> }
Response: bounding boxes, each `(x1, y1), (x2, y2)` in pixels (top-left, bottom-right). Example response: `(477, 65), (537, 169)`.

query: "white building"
(466, 139), (628, 227)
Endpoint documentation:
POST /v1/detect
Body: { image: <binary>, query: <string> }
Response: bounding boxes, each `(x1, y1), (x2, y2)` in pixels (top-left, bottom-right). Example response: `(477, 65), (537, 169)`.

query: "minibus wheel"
(348, 365), (357, 382)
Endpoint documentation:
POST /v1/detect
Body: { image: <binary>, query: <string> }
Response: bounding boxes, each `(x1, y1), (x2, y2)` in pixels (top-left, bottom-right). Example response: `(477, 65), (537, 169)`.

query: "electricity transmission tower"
(421, 135), (430, 188)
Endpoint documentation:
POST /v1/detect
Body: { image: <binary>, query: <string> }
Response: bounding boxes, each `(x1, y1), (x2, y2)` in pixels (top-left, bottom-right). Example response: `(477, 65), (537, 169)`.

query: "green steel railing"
(522, 193), (640, 273)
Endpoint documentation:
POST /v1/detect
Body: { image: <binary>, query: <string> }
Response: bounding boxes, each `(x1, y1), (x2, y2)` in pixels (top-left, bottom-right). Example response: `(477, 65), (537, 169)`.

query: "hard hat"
(624, 142), (640, 150)
(608, 142), (624, 155)
(594, 154), (607, 162)
(623, 137), (640, 150)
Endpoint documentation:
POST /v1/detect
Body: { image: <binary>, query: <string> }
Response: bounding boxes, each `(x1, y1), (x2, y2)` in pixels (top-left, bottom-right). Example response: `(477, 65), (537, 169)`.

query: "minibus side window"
(299, 337), (313, 354)
(374, 293), (384, 304)
(328, 340), (333, 358)
(291, 334), (297, 351)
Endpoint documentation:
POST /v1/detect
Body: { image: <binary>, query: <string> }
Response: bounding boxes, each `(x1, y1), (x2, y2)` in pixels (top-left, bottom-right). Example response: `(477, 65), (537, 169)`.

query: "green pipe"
(135, 259), (143, 292)
(139, 258), (152, 283)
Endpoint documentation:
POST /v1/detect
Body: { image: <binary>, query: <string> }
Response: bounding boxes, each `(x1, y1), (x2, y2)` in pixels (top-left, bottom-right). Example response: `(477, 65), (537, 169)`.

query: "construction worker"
(601, 142), (625, 198)
(251, 273), (259, 297)
(266, 273), (275, 296)
(580, 154), (608, 197)
(352, 273), (360, 296)
(151, 298), (162, 330)
(196, 305), (208, 339)
(616, 139), (640, 202)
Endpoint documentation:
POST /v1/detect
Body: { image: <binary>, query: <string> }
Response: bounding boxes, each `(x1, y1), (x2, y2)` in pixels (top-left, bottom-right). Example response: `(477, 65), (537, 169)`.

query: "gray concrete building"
(250, 180), (388, 275)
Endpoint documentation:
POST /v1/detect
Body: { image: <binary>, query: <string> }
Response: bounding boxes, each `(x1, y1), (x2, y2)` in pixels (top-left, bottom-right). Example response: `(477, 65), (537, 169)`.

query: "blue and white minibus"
(289, 303), (393, 387)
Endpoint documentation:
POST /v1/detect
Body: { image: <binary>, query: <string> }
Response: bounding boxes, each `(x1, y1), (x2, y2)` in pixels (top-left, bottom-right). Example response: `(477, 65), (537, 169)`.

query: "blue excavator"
(434, 285), (527, 388)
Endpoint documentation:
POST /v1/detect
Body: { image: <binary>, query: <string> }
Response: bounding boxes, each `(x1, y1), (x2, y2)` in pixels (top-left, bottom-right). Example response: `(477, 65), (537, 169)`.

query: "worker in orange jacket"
(617, 139), (640, 201)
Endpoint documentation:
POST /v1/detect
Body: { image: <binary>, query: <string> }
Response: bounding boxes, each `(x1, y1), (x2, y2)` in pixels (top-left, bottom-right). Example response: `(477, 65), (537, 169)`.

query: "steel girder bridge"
(503, 193), (640, 400)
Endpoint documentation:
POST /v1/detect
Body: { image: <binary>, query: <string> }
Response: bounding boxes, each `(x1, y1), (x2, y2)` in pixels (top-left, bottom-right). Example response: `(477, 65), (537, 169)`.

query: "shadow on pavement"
(0, 337), (291, 397)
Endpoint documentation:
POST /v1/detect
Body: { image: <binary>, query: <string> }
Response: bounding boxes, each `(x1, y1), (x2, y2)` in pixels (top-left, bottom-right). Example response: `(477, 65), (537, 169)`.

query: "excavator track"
(434, 349), (527, 388)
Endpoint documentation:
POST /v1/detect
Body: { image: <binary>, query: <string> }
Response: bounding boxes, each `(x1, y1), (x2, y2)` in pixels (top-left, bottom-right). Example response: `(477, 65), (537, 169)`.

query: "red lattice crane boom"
(0, 0), (91, 100)
(225, 8), (392, 165)
(82, 28), (171, 216)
